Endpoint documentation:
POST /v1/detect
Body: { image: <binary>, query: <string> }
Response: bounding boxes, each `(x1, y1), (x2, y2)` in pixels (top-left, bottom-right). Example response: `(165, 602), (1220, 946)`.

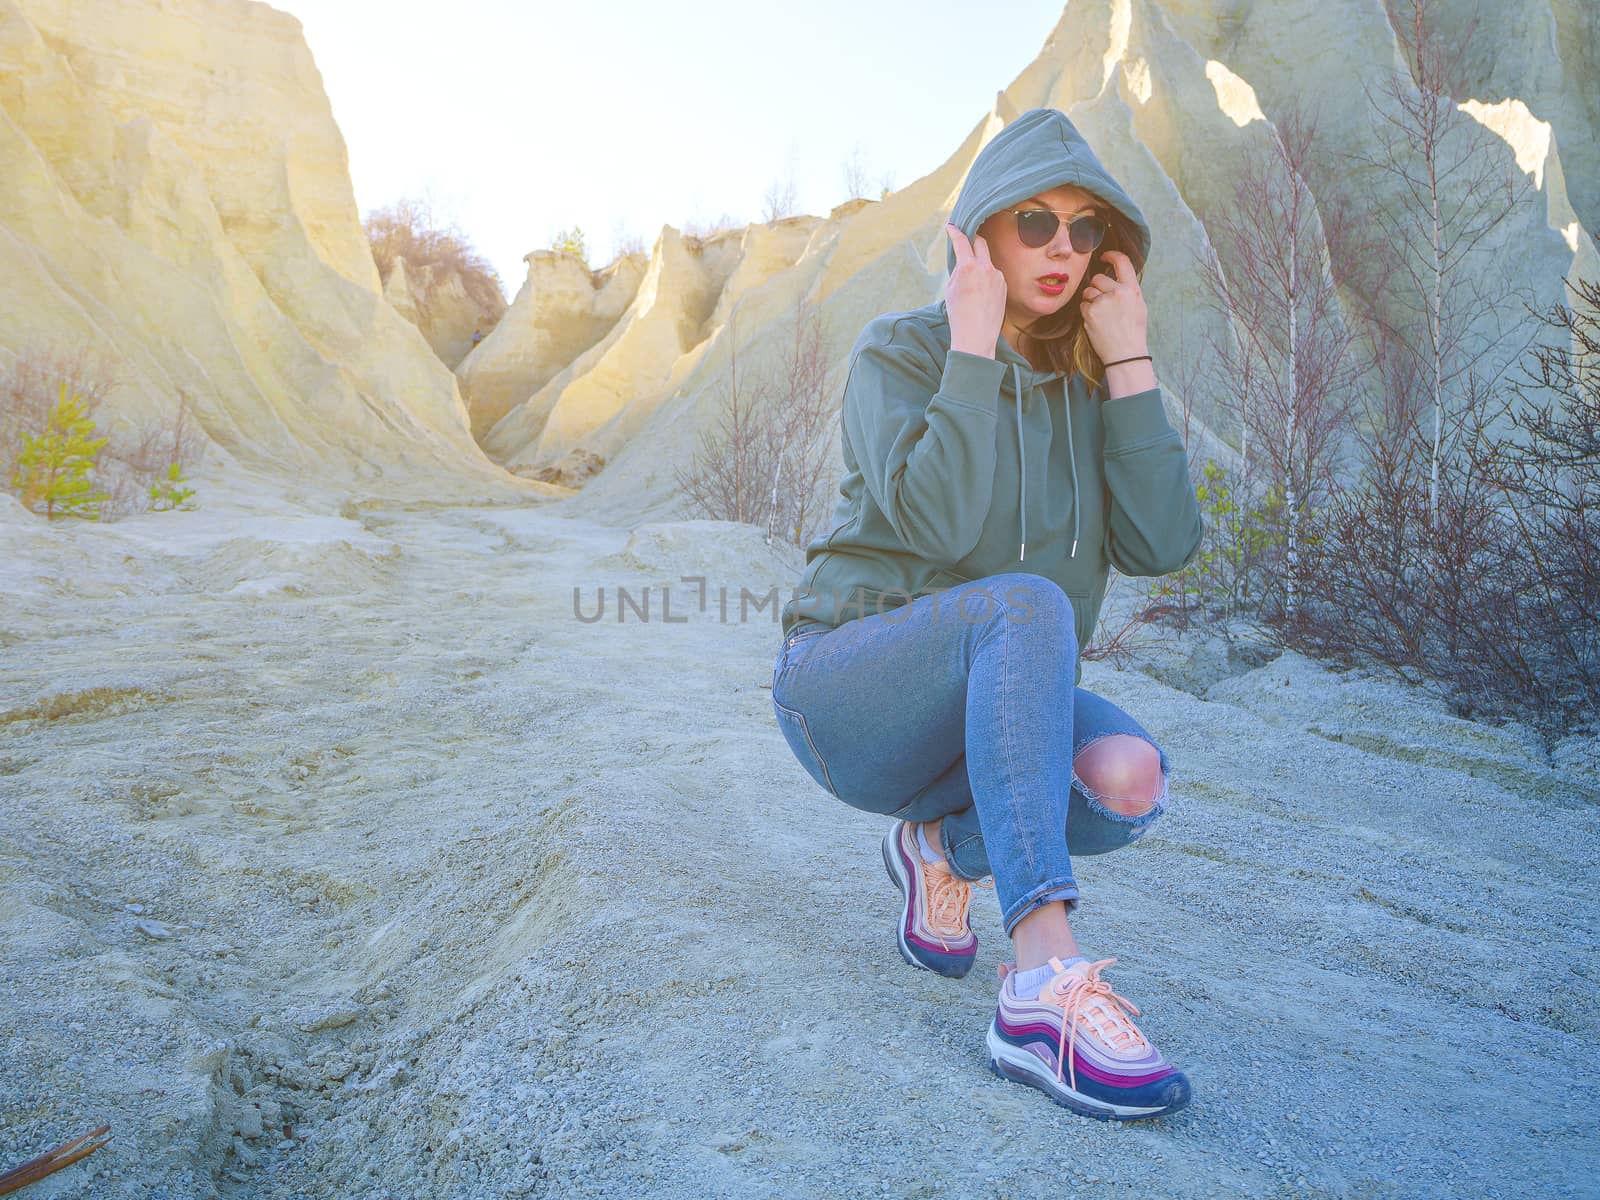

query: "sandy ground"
(1, 483), (1597, 1199)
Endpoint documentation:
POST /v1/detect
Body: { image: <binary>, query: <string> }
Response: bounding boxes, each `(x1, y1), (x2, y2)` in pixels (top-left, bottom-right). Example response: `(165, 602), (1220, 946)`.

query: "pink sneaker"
(880, 819), (993, 978)
(986, 956), (1193, 1121)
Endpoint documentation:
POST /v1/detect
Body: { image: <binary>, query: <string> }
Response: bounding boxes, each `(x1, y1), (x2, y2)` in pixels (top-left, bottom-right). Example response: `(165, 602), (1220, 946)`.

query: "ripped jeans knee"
(1067, 783), (1166, 856)
(1066, 734), (1169, 856)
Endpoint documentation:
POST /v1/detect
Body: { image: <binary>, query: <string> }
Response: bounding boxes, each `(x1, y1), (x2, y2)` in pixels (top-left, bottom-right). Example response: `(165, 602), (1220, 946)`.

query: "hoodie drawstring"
(1066, 380), (1079, 560)
(1012, 363), (1078, 564)
(1013, 363), (1025, 563)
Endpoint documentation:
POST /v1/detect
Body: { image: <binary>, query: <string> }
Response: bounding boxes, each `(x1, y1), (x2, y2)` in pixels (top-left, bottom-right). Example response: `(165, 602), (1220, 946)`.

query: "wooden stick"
(0, 1126), (112, 1195)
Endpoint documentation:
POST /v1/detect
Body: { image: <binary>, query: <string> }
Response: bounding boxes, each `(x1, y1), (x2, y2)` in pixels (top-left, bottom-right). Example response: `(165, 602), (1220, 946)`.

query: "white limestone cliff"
(381, 257), (421, 327)
(378, 254), (509, 372)
(482, 218), (822, 475)
(0, 0), (537, 498)
(454, 248), (647, 442)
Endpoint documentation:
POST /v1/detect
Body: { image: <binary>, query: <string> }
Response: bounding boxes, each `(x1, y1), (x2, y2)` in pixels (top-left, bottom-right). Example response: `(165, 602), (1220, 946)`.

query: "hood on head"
(940, 108), (1152, 568)
(945, 108), (1151, 277)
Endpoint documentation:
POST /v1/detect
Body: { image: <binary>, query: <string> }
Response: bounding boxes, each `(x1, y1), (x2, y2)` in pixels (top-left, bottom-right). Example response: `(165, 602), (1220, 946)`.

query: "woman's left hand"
(1079, 250), (1148, 362)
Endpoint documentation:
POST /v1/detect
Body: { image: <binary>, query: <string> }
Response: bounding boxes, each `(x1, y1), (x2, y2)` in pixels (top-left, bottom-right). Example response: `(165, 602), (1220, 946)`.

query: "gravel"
(1, 490), (1595, 1198)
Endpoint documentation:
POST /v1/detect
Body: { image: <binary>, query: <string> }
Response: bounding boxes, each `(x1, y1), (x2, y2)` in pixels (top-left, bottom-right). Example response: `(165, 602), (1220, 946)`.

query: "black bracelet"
(1104, 354), (1153, 367)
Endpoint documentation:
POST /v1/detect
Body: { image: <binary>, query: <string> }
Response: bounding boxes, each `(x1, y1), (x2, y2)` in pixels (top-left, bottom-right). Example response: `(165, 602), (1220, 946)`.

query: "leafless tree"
(763, 144), (800, 223)
(674, 305), (771, 525)
(841, 142), (869, 203)
(763, 177), (798, 223)
(1162, 310), (1205, 461)
(760, 298), (837, 548)
(1352, 0), (1532, 530)
(1192, 245), (1265, 485)
(1195, 100), (1362, 624)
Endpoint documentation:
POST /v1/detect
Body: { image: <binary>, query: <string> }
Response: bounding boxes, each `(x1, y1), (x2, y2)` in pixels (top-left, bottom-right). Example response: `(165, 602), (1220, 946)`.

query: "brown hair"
(1011, 202), (1147, 392)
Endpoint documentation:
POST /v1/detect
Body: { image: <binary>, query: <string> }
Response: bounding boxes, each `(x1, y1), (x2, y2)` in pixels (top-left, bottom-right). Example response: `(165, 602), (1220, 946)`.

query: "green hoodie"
(780, 107), (1203, 685)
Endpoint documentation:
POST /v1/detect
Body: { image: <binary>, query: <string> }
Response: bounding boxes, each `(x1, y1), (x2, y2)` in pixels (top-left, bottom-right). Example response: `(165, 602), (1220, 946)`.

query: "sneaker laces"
(922, 859), (994, 949)
(1038, 957), (1151, 1091)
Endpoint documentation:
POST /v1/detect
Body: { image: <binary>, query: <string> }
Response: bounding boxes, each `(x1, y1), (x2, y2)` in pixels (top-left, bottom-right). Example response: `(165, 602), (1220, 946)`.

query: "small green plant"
(147, 461), (196, 511)
(1203, 461), (1274, 607)
(11, 381), (109, 520)
(549, 225), (589, 267)
(1166, 460), (1288, 620)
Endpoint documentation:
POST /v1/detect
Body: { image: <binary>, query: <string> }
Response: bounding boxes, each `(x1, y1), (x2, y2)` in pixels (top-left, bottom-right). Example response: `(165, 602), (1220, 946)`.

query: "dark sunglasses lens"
(1015, 210), (1058, 248)
(1015, 210), (1108, 251)
(1070, 215), (1107, 253)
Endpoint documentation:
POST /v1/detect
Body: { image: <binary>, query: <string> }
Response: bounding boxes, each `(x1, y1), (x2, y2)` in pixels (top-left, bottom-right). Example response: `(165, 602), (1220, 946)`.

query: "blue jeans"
(770, 573), (1170, 937)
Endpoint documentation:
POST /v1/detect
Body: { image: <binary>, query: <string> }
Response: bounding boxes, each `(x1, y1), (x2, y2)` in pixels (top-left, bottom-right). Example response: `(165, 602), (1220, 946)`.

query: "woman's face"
(976, 184), (1106, 338)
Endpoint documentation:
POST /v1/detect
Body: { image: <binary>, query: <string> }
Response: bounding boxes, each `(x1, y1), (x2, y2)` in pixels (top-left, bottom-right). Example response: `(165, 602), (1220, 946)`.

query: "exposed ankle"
(1015, 946), (1085, 972)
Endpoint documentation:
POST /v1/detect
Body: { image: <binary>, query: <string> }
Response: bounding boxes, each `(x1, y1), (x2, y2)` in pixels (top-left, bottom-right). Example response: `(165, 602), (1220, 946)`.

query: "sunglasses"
(1006, 207), (1108, 252)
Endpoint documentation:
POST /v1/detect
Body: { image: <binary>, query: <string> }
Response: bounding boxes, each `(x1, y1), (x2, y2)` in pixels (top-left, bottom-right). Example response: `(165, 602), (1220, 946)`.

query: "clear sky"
(273, 0), (1067, 300)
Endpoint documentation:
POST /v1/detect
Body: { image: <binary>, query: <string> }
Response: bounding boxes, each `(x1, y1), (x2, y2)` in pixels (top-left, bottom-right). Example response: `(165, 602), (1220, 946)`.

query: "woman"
(770, 108), (1203, 1121)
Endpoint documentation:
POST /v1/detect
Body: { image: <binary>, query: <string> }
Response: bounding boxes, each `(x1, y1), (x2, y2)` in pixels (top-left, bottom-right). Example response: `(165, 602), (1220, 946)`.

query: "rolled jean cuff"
(1001, 879), (1081, 938)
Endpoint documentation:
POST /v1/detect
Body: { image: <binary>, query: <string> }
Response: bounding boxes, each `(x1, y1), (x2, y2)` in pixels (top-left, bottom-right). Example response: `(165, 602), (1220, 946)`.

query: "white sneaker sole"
(984, 1023), (1187, 1121)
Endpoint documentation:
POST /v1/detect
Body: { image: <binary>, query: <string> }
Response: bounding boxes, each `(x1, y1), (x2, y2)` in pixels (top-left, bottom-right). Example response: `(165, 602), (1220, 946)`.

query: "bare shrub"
(1490, 279), (1600, 696)
(2, 340), (206, 521)
(1473, 276), (1600, 721)
(98, 388), (208, 519)
(1, 339), (120, 475)
(1083, 574), (1155, 671)
(762, 180), (797, 223)
(608, 221), (648, 262)
(1299, 389), (1532, 720)
(681, 212), (742, 249)
(840, 142), (869, 203)
(763, 141), (802, 223)
(674, 300), (839, 546)
(1297, 272), (1600, 736)
(363, 195), (505, 327)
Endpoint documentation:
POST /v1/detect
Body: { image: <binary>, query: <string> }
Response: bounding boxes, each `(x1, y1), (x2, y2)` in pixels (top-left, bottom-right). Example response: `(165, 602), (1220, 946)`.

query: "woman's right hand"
(945, 223), (1007, 359)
